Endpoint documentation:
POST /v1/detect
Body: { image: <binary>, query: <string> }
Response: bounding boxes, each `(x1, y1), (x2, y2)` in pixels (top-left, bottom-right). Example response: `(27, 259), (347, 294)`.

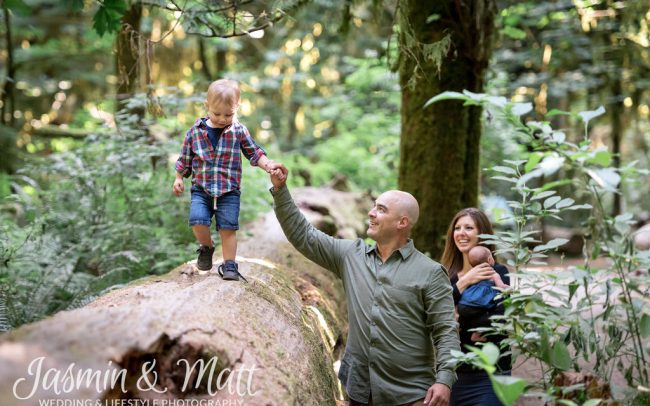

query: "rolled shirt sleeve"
(239, 125), (266, 167)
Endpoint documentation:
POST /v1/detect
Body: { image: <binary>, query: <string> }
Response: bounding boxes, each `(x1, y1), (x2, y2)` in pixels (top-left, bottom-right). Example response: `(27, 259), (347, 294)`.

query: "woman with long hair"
(441, 208), (511, 406)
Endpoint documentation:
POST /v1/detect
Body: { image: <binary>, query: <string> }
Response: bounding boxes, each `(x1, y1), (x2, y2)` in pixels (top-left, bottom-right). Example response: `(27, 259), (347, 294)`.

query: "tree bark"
(115, 3), (143, 114)
(0, 187), (371, 405)
(1, 3), (15, 126)
(397, 0), (497, 257)
(610, 79), (624, 216)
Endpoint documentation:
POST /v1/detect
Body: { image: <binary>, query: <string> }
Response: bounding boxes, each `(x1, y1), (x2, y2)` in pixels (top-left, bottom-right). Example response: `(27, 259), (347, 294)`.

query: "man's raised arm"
(270, 168), (353, 277)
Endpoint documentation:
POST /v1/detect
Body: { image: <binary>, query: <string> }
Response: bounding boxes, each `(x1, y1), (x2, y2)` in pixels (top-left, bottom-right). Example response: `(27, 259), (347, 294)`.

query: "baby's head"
(468, 245), (494, 267)
(205, 79), (240, 126)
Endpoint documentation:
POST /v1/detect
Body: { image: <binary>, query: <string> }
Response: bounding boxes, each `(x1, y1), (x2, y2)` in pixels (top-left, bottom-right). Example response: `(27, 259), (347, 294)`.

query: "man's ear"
(397, 216), (410, 230)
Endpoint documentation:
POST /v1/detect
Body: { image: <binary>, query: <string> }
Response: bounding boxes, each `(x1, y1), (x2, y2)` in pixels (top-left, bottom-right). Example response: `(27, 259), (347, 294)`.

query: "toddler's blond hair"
(207, 79), (240, 109)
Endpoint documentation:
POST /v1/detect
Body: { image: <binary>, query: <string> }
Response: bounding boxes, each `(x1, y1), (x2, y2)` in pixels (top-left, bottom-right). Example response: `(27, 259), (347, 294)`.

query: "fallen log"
(0, 187), (371, 406)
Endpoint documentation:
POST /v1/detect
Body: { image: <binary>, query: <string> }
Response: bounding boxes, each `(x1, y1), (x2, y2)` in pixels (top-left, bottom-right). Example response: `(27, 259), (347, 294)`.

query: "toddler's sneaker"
(218, 260), (248, 282)
(196, 245), (215, 271)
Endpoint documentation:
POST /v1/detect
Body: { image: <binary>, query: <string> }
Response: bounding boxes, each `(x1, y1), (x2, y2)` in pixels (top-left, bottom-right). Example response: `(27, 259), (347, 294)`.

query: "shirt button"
(373, 302), (378, 306)
(378, 282), (383, 286)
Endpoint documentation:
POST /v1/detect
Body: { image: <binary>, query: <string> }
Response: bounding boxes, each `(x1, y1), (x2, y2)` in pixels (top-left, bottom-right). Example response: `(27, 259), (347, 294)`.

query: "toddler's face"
(205, 101), (237, 127)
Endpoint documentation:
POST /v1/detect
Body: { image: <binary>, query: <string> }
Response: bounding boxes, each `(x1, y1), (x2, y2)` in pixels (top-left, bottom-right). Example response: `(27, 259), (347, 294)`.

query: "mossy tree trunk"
(115, 2), (143, 115)
(397, 0), (497, 258)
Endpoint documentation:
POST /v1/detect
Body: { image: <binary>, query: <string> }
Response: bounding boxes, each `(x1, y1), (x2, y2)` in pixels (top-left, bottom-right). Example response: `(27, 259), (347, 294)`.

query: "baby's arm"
(492, 271), (507, 288)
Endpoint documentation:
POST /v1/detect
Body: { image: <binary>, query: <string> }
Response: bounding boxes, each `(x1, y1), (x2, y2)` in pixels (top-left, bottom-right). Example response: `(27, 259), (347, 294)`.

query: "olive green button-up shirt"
(271, 186), (460, 405)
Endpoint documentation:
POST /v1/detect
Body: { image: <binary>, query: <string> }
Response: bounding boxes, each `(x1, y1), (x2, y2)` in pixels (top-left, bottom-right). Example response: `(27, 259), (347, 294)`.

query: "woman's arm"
(455, 263), (497, 294)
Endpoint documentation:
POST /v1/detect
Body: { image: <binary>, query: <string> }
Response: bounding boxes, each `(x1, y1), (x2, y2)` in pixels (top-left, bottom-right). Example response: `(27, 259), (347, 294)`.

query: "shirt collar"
(365, 239), (415, 260)
(198, 117), (233, 131)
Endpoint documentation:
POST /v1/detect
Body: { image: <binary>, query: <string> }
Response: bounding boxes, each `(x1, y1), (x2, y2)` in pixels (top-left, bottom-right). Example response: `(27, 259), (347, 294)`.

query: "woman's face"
(453, 215), (480, 254)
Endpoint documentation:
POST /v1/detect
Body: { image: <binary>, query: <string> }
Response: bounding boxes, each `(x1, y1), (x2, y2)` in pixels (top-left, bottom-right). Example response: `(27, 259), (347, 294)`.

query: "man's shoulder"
(410, 249), (447, 276)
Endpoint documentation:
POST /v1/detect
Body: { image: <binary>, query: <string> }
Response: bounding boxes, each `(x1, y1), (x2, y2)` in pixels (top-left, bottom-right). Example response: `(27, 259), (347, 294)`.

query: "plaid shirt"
(175, 118), (266, 197)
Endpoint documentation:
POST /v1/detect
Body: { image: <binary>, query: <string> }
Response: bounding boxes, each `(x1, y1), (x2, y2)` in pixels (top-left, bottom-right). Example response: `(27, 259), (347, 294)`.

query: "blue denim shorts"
(189, 186), (240, 230)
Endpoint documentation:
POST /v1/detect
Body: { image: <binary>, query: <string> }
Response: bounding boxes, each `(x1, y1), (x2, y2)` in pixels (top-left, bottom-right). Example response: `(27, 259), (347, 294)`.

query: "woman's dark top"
(450, 263), (511, 373)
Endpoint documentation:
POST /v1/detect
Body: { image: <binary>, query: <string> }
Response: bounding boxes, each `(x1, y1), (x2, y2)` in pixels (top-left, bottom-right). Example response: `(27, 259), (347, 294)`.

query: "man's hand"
(424, 383), (450, 406)
(172, 178), (184, 196)
(270, 165), (288, 190)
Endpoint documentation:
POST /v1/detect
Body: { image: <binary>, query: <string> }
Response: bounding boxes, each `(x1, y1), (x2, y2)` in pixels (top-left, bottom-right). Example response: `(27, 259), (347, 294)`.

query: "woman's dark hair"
(440, 207), (495, 280)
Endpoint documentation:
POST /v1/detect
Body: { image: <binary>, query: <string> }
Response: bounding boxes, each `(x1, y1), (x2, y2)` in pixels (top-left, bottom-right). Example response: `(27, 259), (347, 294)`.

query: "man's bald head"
(380, 190), (420, 228)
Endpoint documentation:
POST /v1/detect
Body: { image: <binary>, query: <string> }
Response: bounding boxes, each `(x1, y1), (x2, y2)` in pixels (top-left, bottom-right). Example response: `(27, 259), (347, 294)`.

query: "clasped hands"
(267, 161), (288, 189)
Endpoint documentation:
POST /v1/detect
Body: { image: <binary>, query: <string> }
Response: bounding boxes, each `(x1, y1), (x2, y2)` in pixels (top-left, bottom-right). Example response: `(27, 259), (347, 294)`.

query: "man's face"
(205, 101), (236, 127)
(367, 193), (402, 242)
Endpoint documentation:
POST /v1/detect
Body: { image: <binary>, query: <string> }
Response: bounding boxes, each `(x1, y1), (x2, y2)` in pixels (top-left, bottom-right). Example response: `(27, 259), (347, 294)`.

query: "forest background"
(1, 0), (649, 404)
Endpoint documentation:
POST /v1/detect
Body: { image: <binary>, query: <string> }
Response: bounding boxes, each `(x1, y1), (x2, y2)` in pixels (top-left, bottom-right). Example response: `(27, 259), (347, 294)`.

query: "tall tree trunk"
(115, 2), (143, 114)
(1, 3), (15, 126)
(198, 37), (213, 80)
(610, 79), (624, 216)
(397, 0), (497, 257)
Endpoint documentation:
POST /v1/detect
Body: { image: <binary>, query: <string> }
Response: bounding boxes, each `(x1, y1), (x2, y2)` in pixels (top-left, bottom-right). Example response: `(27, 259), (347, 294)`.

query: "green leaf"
(534, 238), (569, 252)
(551, 131), (566, 143)
(482, 342), (500, 366)
(582, 400), (603, 406)
(640, 314), (650, 337)
(525, 152), (543, 173)
(546, 109), (575, 118)
(555, 198), (575, 209)
(490, 375), (527, 406)
(586, 168), (620, 191)
(92, 0), (126, 36)
(588, 150), (612, 167)
(491, 176), (518, 184)
(568, 282), (578, 301)
(566, 204), (593, 210)
(539, 156), (565, 176)
(426, 14), (441, 23)
(5, 0), (30, 15)
(501, 26), (527, 40)
(550, 341), (572, 370)
(492, 166), (518, 175)
(531, 190), (556, 201)
(591, 244), (600, 260)
(578, 106), (606, 124)
(543, 195), (562, 209)
(424, 91), (468, 109)
(510, 103), (533, 117)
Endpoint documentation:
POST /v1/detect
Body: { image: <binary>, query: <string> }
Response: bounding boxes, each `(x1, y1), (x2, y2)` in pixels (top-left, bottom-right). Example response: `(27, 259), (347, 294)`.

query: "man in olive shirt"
(269, 169), (460, 406)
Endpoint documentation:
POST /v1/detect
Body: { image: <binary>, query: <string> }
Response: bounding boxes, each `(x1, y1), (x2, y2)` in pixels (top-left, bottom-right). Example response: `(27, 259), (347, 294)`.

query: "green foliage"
(432, 90), (650, 402)
(5, 0), (30, 15)
(272, 57), (400, 193)
(451, 343), (528, 406)
(92, 0), (127, 36)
